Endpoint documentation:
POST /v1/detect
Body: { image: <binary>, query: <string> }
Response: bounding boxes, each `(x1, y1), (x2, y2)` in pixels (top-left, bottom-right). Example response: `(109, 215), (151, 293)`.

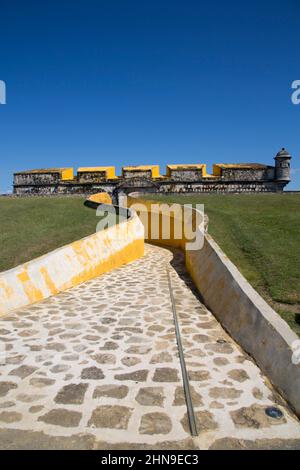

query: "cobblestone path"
(0, 244), (300, 449)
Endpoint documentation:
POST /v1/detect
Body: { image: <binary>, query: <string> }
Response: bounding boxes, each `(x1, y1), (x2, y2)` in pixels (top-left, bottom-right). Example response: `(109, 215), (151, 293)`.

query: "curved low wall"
(88, 192), (112, 205)
(0, 196), (144, 316)
(127, 192), (300, 417)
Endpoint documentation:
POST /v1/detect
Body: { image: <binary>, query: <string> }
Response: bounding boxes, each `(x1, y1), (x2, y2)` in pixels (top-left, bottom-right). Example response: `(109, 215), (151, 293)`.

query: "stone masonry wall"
(168, 168), (203, 181)
(77, 171), (108, 183)
(13, 163), (288, 195)
(14, 180), (286, 196)
(123, 170), (153, 179)
(14, 172), (61, 185)
(220, 167), (274, 181)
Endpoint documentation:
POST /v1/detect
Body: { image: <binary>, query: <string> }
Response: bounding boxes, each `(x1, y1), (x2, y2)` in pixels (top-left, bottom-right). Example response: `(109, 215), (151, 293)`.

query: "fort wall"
(13, 148), (292, 195)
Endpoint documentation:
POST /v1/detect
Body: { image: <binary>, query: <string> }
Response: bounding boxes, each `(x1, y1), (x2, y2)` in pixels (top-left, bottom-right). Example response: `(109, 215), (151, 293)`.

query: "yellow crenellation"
(77, 166), (117, 179)
(122, 165), (161, 178)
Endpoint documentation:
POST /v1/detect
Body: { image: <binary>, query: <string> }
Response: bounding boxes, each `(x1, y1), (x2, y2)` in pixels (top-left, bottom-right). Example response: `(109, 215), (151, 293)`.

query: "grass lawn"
(143, 193), (300, 336)
(0, 196), (122, 273)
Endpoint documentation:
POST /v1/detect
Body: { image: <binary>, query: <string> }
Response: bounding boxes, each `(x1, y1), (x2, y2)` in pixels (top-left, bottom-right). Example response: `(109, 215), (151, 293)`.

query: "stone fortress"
(13, 148), (292, 200)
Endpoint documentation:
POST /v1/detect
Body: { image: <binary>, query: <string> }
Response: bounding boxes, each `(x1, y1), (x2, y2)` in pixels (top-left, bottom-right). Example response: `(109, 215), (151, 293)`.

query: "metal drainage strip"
(166, 268), (198, 437)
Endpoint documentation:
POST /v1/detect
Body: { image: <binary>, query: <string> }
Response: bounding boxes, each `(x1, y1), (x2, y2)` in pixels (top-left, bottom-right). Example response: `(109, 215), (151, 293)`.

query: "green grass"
(143, 193), (300, 336)
(0, 196), (121, 272)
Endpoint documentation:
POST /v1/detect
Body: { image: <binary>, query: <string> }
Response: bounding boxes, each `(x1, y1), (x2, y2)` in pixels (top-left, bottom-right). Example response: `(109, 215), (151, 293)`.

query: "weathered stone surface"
(83, 335), (100, 342)
(188, 370), (210, 381)
(188, 348), (205, 358)
(205, 343), (234, 354)
(61, 354), (79, 361)
(0, 401), (15, 408)
(0, 411), (22, 423)
(29, 406), (44, 413)
(230, 404), (286, 429)
(173, 386), (203, 406)
(125, 345), (151, 355)
(92, 353), (116, 365)
(0, 381), (17, 397)
(209, 437), (300, 450)
(38, 409), (82, 427)
(30, 378), (55, 388)
(54, 383), (88, 405)
(209, 387), (242, 399)
(6, 354), (26, 365)
(228, 369), (250, 383)
(150, 352), (173, 364)
(9, 365), (37, 379)
(181, 410), (218, 433)
(101, 317), (117, 325)
(18, 329), (38, 337)
(213, 357), (229, 366)
(148, 325), (165, 332)
(50, 364), (70, 373)
(193, 334), (211, 343)
(88, 406), (132, 429)
(81, 367), (104, 380)
(121, 356), (141, 367)
(17, 393), (45, 403)
(115, 370), (148, 382)
(46, 343), (66, 352)
(0, 328), (10, 335)
(210, 401), (224, 409)
(139, 412), (172, 435)
(0, 428), (96, 450)
(153, 368), (179, 382)
(135, 387), (165, 406)
(100, 341), (118, 350)
(252, 387), (264, 400)
(93, 385), (129, 399)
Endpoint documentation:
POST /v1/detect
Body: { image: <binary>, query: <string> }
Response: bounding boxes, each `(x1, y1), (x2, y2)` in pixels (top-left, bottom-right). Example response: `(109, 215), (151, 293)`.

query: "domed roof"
(275, 148), (291, 158)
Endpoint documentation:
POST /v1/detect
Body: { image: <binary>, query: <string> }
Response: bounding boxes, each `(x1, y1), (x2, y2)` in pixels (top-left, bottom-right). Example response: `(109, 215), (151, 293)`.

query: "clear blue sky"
(0, 0), (299, 191)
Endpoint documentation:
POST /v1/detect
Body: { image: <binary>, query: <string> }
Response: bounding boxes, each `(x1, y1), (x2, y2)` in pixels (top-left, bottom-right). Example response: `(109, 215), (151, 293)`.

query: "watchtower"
(274, 148), (291, 182)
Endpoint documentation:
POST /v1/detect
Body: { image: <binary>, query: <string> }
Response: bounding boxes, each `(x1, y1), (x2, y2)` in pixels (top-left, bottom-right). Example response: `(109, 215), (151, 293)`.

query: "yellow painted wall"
(89, 192), (112, 205)
(166, 164), (207, 177)
(0, 194), (144, 316)
(127, 194), (205, 251)
(61, 168), (74, 180)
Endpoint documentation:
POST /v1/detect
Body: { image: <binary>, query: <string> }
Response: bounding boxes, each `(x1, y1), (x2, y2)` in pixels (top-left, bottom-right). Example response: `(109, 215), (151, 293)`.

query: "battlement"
(13, 149), (292, 196)
(122, 165), (161, 179)
(14, 168), (74, 185)
(77, 167), (117, 182)
(166, 164), (207, 180)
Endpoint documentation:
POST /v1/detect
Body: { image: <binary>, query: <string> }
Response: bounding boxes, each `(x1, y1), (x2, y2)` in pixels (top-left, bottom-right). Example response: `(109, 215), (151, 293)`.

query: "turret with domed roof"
(274, 148), (291, 182)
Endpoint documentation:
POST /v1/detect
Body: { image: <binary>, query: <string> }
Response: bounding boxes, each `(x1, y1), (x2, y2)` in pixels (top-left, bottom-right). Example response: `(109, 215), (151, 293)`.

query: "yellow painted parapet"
(88, 192), (112, 204)
(213, 163), (268, 176)
(122, 165), (161, 178)
(77, 166), (117, 179)
(166, 164), (207, 177)
(14, 168), (74, 180)
(126, 193), (206, 251)
(0, 195), (144, 316)
(61, 168), (74, 180)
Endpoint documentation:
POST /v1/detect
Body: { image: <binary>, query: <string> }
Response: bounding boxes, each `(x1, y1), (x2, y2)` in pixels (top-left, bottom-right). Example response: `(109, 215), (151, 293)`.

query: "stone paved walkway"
(0, 244), (300, 449)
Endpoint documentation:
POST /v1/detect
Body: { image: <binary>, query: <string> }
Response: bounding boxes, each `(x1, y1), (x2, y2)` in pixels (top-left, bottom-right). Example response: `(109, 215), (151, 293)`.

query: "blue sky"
(0, 0), (299, 191)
